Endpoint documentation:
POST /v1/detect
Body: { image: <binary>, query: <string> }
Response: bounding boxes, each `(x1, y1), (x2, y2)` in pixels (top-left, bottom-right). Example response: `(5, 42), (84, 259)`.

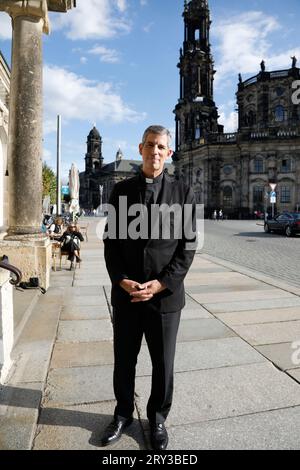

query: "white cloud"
(213, 11), (281, 84)
(43, 148), (53, 162)
(51, 0), (131, 40)
(43, 65), (146, 134)
(143, 22), (154, 33)
(80, 56), (88, 64)
(218, 103), (238, 133)
(88, 45), (120, 63)
(140, 0), (148, 6)
(0, 13), (12, 39)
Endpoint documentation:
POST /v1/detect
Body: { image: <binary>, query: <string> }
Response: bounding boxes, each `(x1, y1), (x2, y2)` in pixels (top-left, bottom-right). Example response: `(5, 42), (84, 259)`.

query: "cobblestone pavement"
(201, 220), (300, 288)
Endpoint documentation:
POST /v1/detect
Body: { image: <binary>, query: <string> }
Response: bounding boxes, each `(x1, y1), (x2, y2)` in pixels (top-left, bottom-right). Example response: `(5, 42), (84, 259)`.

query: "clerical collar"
(141, 170), (164, 185)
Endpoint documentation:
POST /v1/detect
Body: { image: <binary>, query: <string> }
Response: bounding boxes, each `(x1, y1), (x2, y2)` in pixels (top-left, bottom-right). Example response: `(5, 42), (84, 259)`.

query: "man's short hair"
(142, 125), (172, 147)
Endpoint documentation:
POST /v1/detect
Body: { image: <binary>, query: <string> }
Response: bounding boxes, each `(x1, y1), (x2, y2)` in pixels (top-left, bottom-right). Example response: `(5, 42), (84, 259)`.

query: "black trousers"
(112, 305), (181, 424)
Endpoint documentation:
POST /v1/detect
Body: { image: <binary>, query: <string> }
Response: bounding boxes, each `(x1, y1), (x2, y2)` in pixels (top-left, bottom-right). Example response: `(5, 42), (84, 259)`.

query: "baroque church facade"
(79, 127), (174, 210)
(174, 0), (300, 218)
(79, 126), (143, 210)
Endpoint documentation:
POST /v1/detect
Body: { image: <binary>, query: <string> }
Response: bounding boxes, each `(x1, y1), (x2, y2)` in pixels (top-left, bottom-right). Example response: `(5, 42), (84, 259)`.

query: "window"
(254, 158), (264, 173)
(223, 186), (233, 208)
(275, 87), (284, 97)
(195, 127), (201, 139)
(275, 105), (285, 122)
(195, 29), (201, 41)
(281, 187), (291, 204)
(281, 159), (292, 173)
(253, 186), (264, 205)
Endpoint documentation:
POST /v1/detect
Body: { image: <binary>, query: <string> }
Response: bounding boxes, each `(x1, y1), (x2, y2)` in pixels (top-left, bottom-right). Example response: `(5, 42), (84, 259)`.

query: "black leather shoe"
(101, 416), (133, 447)
(150, 423), (168, 450)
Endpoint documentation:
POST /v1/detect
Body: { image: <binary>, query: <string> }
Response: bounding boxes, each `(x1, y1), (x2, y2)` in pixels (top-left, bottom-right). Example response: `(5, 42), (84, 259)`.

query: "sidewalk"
(1, 218), (300, 450)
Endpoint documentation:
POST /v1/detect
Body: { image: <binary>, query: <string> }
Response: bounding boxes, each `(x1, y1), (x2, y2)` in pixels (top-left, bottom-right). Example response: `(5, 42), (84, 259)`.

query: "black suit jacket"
(104, 171), (196, 313)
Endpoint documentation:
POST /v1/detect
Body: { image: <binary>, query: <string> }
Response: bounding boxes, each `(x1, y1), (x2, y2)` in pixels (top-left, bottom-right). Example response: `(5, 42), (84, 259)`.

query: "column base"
(0, 235), (51, 291)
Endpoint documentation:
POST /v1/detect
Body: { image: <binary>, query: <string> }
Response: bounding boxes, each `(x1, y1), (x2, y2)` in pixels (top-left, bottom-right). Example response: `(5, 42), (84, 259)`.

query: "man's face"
(139, 133), (173, 177)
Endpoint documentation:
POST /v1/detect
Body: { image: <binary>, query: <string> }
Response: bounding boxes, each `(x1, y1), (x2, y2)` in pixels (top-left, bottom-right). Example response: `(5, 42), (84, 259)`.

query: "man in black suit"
(102, 125), (196, 450)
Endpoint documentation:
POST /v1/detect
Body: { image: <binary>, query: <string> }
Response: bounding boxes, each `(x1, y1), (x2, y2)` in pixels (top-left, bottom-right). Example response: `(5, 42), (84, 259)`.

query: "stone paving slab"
(60, 305), (110, 321)
(0, 382), (43, 450)
(177, 318), (236, 342)
(63, 296), (108, 307)
(287, 369), (300, 383)
(185, 272), (249, 281)
(191, 289), (292, 304)
(181, 307), (212, 320)
(51, 342), (114, 369)
(135, 362), (300, 426)
(57, 319), (112, 343)
(215, 307), (300, 326)
(63, 286), (104, 296)
(231, 320), (300, 345)
(187, 267), (231, 273)
(34, 402), (145, 450)
(136, 337), (266, 377)
(73, 280), (106, 287)
(203, 297), (300, 314)
(44, 365), (114, 407)
(256, 343), (300, 371)
(186, 283), (271, 294)
(166, 406), (300, 450)
(184, 295), (206, 309)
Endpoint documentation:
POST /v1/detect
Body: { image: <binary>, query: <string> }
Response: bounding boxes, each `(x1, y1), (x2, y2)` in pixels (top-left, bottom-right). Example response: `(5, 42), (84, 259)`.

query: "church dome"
(88, 126), (101, 140)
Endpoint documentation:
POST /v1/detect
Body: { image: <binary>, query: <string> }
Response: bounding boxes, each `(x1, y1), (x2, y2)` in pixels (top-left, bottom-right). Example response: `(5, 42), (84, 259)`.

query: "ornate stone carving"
(0, 1), (75, 33)
(48, 0), (76, 11)
(0, 0), (49, 33)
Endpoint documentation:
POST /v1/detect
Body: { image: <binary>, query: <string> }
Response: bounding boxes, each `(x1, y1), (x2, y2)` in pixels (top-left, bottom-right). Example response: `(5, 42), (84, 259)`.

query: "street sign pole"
(269, 183), (277, 219)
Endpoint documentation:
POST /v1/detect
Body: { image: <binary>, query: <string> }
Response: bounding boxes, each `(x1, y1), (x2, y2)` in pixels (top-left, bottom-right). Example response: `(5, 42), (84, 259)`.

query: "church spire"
(174, 0), (219, 152)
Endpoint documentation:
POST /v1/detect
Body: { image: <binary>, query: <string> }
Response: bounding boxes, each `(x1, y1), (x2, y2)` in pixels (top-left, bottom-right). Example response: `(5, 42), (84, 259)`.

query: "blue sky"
(0, 0), (299, 180)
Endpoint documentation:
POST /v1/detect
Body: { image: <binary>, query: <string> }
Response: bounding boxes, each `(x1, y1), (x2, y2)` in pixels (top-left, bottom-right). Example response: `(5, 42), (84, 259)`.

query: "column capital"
(0, 0), (50, 34)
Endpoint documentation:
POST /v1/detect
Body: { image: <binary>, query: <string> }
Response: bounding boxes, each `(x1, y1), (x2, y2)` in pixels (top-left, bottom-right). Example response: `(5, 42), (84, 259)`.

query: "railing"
(0, 256), (22, 286)
(207, 133), (237, 144)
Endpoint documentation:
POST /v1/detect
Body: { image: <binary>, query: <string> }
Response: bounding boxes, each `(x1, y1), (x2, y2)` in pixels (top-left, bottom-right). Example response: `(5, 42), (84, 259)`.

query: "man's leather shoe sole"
(101, 416), (133, 447)
(150, 423), (168, 450)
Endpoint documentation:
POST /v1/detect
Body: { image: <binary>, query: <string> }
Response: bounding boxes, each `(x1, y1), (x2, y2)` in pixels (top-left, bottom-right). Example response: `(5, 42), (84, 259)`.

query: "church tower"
(85, 125), (103, 174)
(174, 0), (220, 153)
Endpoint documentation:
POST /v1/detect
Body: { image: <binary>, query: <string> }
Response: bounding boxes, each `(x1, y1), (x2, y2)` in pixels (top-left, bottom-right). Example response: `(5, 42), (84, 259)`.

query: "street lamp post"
(99, 184), (103, 214)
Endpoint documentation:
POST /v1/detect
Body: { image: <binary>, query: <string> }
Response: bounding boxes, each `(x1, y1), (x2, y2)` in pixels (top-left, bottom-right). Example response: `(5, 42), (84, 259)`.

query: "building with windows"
(0, 51), (10, 236)
(79, 126), (174, 210)
(173, 0), (300, 218)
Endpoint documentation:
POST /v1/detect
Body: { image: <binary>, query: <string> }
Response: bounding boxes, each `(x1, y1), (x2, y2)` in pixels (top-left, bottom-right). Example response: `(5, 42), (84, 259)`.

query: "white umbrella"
(69, 163), (80, 220)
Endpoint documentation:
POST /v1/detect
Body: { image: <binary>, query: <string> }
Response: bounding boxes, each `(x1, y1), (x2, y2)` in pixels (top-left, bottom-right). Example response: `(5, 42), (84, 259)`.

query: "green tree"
(42, 163), (57, 204)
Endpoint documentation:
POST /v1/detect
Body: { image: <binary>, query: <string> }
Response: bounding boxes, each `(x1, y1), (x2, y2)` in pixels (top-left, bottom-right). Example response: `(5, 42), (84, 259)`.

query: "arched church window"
(195, 29), (201, 41)
(223, 186), (233, 208)
(281, 158), (292, 173)
(280, 186), (291, 204)
(253, 186), (264, 206)
(275, 105), (285, 122)
(254, 158), (264, 174)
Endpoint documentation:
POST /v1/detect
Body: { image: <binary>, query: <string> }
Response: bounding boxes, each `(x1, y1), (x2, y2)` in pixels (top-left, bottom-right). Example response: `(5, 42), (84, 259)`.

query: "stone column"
(0, 1), (76, 289)
(8, 13), (44, 234)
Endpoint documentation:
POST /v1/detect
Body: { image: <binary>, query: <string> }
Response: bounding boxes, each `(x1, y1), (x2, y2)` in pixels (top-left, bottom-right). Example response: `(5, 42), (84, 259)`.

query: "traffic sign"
(61, 185), (70, 196)
(270, 191), (276, 204)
